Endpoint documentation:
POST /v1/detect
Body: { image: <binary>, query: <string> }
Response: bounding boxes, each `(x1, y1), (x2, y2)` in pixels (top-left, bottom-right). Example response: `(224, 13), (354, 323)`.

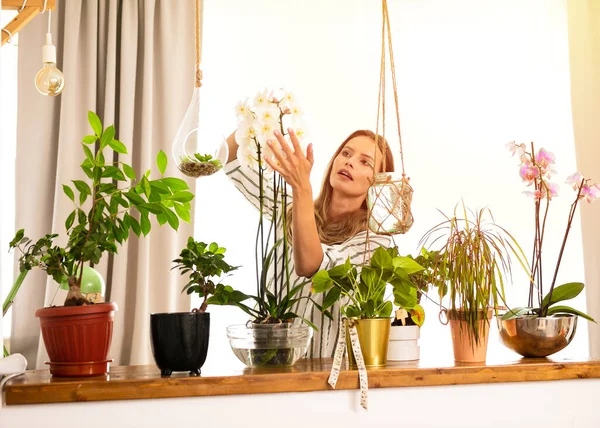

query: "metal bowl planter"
(227, 322), (312, 368)
(499, 314), (578, 358)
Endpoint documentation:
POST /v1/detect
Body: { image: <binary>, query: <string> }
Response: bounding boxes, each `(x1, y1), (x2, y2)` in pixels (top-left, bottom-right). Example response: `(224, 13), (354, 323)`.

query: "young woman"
(224, 129), (395, 357)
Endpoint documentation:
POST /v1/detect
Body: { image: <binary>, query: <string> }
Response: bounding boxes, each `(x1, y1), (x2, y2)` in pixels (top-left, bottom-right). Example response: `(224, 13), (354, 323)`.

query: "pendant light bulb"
(35, 33), (65, 96)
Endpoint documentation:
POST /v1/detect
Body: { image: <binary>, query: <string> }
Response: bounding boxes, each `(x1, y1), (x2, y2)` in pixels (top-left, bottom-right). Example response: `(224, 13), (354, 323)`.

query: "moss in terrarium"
(179, 153), (223, 178)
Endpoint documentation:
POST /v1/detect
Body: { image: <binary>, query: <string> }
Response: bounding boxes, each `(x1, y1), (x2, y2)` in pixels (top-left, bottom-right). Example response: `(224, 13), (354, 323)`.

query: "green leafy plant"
(392, 248), (447, 327)
(178, 153), (223, 178)
(311, 246), (424, 320)
(172, 237), (249, 312)
(5, 111), (194, 313)
(422, 203), (529, 344)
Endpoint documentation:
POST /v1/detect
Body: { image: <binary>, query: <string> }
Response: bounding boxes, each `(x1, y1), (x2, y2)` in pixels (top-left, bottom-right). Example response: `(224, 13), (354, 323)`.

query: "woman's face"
(329, 136), (383, 198)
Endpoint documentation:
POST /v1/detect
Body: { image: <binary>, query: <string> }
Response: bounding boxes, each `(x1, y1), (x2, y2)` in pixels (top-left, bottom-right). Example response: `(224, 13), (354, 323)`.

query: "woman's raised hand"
(265, 129), (314, 192)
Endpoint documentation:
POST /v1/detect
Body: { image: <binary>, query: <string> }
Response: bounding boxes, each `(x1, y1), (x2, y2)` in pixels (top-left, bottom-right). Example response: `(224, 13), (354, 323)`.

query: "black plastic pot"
(150, 312), (210, 376)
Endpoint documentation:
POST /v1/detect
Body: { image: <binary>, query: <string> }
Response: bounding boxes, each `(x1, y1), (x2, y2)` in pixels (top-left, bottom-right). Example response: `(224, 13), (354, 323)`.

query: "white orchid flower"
(253, 88), (271, 110)
(234, 99), (253, 120)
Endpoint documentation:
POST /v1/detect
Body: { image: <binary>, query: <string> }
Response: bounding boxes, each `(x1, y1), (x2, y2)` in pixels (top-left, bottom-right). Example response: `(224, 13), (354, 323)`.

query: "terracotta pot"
(447, 309), (492, 363)
(150, 312), (210, 376)
(35, 302), (118, 377)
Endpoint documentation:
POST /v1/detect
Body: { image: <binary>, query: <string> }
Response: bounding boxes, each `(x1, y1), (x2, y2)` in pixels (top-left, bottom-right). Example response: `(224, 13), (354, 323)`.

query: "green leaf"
(501, 307), (535, 320)
(140, 213), (151, 236)
(65, 211), (75, 230)
(142, 176), (152, 198)
(370, 247), (392, 270)
(392, 256), (425, 275)
(100, 125), (116, 150)
(546, 305), (596, 322)
(174, 202), (191, 223)
(161, 177), (189, 191)
(157, 150), (168, 175)
(63, 185), (75, 202)
(125, 214), (141, 236)
(124, 191), (146, 206)
(88, 111), (102, 136)
(311, 270), (333, 294)
(72, 180), (91, 195)
(122, 163), (136, 181)
(379, 301), (393, 318)
(541, 282), (584, 309)
(82, 145), (95, 164)
(82, 135), (98, 145)
(322, 286), (341, 311)
(79, 191), (88, 205)
(169, 191), (194, 203)
(108, 139), (128, 154)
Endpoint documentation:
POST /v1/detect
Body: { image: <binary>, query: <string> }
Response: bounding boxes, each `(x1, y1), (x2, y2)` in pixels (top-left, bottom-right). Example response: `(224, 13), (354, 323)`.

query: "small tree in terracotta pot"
(6, 112), (194, 375)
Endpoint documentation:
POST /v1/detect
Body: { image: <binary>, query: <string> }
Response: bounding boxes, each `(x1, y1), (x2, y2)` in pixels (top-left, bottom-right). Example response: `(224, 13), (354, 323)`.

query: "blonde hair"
(288, 130), (395, 245)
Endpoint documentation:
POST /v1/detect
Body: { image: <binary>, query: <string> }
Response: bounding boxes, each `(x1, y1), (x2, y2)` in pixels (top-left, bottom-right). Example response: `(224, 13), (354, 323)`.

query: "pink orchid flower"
(581, 183), (600, 203)
(519, 162), (539, 184)
(542, 182), (559, 200)
(535, 148), (555, 168)
(565, 172), (584, 190)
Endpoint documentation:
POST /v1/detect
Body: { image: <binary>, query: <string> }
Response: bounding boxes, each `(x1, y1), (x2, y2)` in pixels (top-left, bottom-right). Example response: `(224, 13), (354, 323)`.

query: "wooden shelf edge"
(5, 359), (600, 405)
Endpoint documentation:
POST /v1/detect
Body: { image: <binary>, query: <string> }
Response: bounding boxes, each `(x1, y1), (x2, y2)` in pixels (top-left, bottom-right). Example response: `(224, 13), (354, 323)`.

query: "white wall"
(191, 0), (588, 371)
(2, 379), (600, 427)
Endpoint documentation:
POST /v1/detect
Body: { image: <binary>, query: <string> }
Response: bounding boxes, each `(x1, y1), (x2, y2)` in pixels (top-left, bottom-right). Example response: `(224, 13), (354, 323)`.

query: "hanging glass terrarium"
(172, 0), (228, 178)
(366, 0), (415, 236)
(368, 172), (414, 235)
(172, 87), (228, 178)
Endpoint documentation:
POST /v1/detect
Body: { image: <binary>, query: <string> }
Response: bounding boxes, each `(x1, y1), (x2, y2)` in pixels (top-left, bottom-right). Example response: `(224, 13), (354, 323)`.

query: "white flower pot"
(387, 325), (420, 361)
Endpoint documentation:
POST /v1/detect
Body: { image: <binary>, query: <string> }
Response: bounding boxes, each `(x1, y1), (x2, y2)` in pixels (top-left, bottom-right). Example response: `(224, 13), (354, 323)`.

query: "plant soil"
(179, 161), (221, 178)
(247, 348), (294, 367)
(392, 317), (417, 327)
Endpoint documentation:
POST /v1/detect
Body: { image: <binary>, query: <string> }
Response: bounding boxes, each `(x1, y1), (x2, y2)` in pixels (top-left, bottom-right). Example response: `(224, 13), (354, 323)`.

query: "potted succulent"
(7, 112), (194, 376)
(150, 238), (248, 376)
(500, 142), (597, 357)
(422, 204), (528, 363)
(387, 248), (441, 361)
(311, 246), (423, 367)
(225, 89), (317, 368)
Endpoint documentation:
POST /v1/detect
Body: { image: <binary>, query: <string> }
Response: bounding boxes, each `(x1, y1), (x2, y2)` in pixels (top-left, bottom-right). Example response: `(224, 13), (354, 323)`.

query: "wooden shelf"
(4, 357), (600, 406)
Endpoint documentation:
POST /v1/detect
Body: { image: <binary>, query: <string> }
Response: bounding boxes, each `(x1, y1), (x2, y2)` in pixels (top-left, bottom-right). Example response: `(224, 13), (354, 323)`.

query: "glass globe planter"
(227, 322), (312, 368)
(172, 87), (228, 178)
(367, 172), (414, 235)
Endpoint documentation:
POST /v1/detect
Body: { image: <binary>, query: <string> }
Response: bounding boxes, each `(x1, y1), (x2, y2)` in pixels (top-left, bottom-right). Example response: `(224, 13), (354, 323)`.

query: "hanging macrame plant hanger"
(367, 0), (414, 236)
(172, 0), (228, 178)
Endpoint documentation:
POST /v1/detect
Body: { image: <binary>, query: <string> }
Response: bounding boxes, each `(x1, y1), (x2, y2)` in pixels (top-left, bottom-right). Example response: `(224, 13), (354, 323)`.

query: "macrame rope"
(195, 0), (203, 87)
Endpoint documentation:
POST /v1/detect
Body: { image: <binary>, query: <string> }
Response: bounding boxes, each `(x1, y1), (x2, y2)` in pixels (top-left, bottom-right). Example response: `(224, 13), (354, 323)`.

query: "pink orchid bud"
(565, 172), (584, 190)
(523, 190), (542, 200)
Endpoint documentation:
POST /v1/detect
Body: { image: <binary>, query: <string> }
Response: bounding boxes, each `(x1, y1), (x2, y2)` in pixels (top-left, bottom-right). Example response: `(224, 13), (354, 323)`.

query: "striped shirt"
(225, 160), (391, 358)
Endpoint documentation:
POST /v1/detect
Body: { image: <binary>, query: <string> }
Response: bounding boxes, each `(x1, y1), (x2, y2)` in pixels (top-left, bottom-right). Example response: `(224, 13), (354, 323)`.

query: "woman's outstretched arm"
(265, 129), (324, 278)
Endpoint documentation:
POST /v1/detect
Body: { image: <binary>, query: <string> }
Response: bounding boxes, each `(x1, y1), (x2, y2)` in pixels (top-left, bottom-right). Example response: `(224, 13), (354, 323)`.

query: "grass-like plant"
(421, 203), (528, 344)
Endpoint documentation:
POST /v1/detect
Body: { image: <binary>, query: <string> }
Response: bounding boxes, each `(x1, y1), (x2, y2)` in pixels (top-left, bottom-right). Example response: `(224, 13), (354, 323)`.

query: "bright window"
(193, 0), (586, 369)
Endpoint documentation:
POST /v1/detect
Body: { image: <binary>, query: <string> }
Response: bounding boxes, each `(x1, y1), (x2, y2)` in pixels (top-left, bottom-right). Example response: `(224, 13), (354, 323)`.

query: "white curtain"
(12, 0), (196, 368)
(566, 0), (600, 358)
